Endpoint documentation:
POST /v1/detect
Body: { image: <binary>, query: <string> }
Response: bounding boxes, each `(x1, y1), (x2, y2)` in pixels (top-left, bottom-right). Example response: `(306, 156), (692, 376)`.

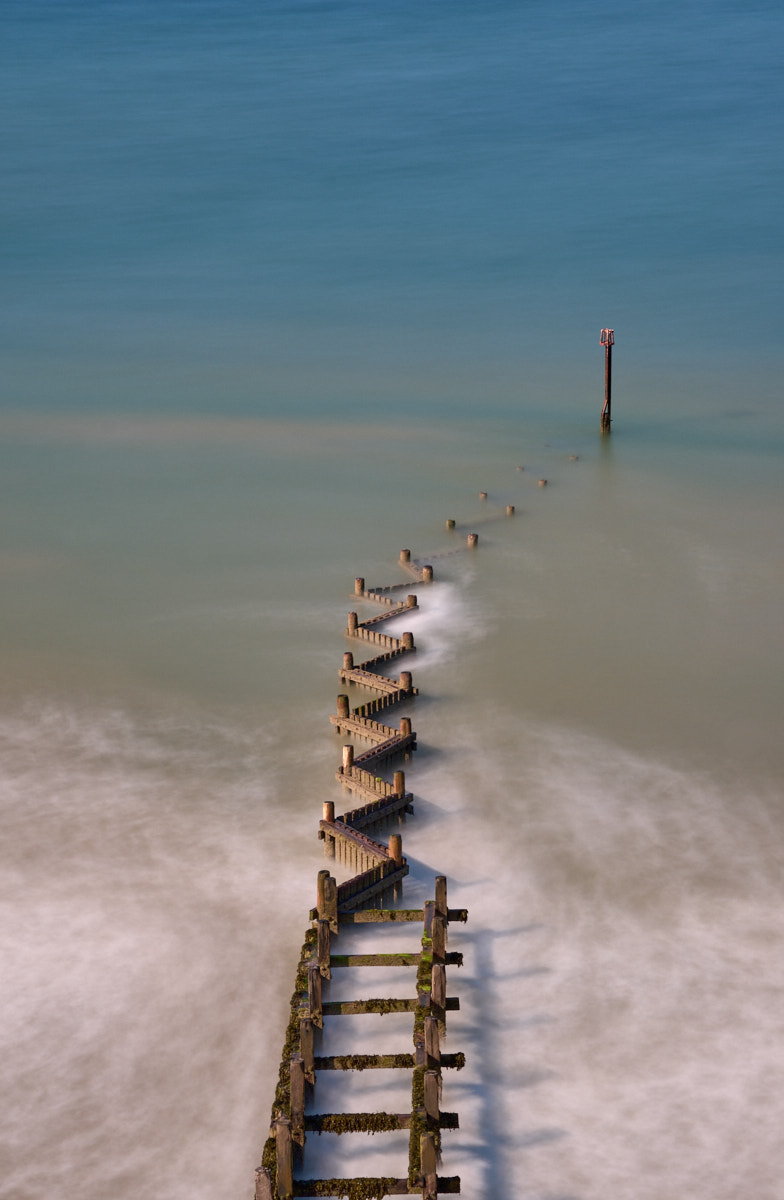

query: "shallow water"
(2, 2), (783, 1197)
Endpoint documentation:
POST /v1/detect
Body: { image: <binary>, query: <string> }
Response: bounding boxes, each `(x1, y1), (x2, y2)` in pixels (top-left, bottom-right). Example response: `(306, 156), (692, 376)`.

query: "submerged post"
(600, 327), (614, 433)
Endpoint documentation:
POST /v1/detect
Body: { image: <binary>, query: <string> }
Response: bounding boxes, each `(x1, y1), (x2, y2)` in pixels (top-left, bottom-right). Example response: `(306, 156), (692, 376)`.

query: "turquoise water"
(2, 4), (783, 1198)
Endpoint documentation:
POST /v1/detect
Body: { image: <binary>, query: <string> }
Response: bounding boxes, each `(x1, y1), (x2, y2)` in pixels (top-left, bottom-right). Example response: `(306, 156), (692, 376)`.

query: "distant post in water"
(600, 327), (614, 433)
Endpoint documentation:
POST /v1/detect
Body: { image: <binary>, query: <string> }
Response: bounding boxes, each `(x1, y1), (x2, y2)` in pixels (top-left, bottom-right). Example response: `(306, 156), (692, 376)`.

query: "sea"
(2, 2), (783, 1198)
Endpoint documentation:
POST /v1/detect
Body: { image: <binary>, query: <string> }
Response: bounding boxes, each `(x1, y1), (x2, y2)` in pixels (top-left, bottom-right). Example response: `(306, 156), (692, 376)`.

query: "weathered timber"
(322, 997), (460, 1016)
(318, 819), (389, 863)
(312, 1053), (465, 1071)
(290, 1179), (460, 1197)
(335, 908), (467, 924)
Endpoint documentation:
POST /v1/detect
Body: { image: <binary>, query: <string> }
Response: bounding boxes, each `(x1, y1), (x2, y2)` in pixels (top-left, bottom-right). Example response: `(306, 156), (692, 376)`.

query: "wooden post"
(290, 1056), (305, 1146)
(337, 694), (350, 720)
(431, 962), (446, 1010)
(254, 1166), (274, 1200)
(393, 769), (405, 795)
(467, 533), (478, 548)
(342, 744), (354, 774)
(274, 1117), (293, 1199)
(600, 327), (614, 433)
(343, 651), (354, 670)
(445, 519), (455, 530)
(317, 918), (331, 978)
(399, 671), (413, 693)
(389, 833), (403, 865)
(400, 717), (412, 737)
(400, 548), (411, 563)
(308, 963), (323, 1028)
(347, 611), (358, 634)
(424, 1069), (441, 1127)
(424, 1014), (441, 1070)
(420, 1132), (438, 1200)
(402, 632), (415, 650)
(322, 801), (335, 858)
(422, 564), (434, 582)
(479, 491), (487, 500)
(406, 594), (417, 608)
(432, 912), (446, 961)
(316, 871), (338, 932)
(435, 876), (447, 919)
(299, 1018), (315, 1084)
(506, 504), (515, 516)
(354, 577), (365, 595)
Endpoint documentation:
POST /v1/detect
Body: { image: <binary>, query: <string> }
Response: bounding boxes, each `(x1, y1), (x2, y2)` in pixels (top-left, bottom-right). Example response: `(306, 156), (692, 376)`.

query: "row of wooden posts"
(255, 550), (470, 1200)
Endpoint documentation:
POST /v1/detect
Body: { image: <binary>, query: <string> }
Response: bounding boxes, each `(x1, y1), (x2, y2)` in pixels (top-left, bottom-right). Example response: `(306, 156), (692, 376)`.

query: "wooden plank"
(338, 908), (424, 923)
(329, 952), (420, 968)
(322, 998), (459, 1016)
(312, 1053), (465, 1071)
(292, 1180), (460, 1197)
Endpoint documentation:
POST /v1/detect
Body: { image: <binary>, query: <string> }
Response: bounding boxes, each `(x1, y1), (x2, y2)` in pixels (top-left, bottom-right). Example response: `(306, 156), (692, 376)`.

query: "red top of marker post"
(600, 328), (615, 346)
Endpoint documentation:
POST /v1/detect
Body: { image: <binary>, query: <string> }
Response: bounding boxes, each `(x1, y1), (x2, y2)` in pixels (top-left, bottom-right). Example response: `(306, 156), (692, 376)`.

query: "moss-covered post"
(420, 1132), (438, 1200)
(274, 1117), (293, 1199)
(431, 962), (446, 1019)
(289, 1056), (305, 1147)
(424, 1014), (440, 1071)
(299, 1018), (315, 1084)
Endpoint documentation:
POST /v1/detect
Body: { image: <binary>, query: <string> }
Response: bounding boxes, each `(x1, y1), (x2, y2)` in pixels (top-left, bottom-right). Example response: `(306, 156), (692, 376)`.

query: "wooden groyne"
(255, 549), (472, 1200)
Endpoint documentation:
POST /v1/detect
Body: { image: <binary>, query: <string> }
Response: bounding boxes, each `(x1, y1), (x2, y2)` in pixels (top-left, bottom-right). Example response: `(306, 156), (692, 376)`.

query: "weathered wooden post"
(299, 1018), (315, 1084)
(600, 327), (614, 433)
(399, 670), (413, 693)
(432, 912), (447, 961)
(420, 1132), (438, 1200)
(402, 631), (415, 650)
(342, 651), (354, 670)
(322, 800), (335, 858)
(347, 611), (358, 635)
(479, 491), (487, 500)
(316, 870), (338, 932)
(406, 594), (417, 608)
(393, 769), (405, 795)
(422, 564), (434, 582)
(424, 1014), (441, 1070)
(467, 533), (478, 548)
(400, 548), (411, 563)
(290, 1056), (306, 1146)
(336, 694), (350, 721)
(424, 1069), (441, 1127)
(431, 962), (446, 1011)
(435, 876), (447, 919)
(506, 504), (515, 516)
(307, 962), (323, 1028)
(400, 716), (412, 738)
(254, 1165), (274, 1200)
(317, 918), (331, 978)
(341, 744), (354, 774)
(445, 519), (455, 530)
(274, 1117), (293, 1199)
(354, 577), (365, 595)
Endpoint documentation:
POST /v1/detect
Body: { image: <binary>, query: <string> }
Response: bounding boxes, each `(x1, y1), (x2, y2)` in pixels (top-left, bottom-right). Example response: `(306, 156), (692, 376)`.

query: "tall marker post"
(600, 327), (614, 433)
